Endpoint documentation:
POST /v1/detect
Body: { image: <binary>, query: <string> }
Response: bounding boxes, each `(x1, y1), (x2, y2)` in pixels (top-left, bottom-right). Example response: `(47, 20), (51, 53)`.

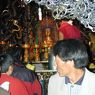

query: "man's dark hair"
(53, 39), (88, 68)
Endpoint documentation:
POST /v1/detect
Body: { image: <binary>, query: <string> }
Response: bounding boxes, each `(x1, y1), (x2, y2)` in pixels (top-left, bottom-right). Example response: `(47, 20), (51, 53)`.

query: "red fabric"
(58, 22), (81, 39)
(23, 79), (42, 95)
(0, 74), (29, 95)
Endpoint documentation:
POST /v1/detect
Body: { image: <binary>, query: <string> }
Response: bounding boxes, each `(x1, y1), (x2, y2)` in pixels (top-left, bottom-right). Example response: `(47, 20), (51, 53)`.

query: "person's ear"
(68, 60), (74, 67)
(8, 65), (13, 75)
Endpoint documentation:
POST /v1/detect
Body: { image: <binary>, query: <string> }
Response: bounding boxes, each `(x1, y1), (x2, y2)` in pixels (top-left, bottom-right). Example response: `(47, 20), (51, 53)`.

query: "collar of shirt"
(65, 68), (85, 85)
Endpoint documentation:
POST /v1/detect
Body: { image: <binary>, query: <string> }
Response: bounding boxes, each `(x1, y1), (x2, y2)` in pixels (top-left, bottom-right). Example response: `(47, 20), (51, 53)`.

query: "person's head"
(58, 18), (81, 40)
(53, 39), (88, 76)
(6, 45), (24, 63)
(0, 54), (14, 75)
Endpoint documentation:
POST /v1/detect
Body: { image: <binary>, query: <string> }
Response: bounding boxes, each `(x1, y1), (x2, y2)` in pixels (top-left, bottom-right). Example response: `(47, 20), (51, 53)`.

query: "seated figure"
(44, 28), (53, 48)
(0, 54), (29, 95)
(6, 46), (42, 95)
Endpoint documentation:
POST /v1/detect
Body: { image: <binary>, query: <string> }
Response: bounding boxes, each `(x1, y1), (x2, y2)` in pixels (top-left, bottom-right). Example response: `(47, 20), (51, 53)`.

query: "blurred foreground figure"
(48, 39), (95, 95)
(6, 46), (42, 95)
(0, 54), (29, 95)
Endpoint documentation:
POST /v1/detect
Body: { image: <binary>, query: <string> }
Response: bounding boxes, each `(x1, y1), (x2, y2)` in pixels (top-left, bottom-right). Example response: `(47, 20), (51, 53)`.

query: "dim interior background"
(0, 0), (95, 95)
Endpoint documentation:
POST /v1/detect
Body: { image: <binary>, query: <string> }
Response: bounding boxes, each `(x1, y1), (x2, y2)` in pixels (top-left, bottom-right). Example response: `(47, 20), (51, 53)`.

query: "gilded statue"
(44, 28), (53, 49)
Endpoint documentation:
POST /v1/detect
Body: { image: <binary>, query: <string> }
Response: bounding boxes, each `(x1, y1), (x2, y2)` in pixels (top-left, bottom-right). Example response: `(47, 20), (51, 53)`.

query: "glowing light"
(38, 7), (42, 20)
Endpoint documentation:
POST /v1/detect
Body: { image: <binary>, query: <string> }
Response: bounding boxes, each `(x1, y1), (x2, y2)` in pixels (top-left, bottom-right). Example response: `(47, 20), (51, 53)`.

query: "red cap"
(58, 22), (81, 39)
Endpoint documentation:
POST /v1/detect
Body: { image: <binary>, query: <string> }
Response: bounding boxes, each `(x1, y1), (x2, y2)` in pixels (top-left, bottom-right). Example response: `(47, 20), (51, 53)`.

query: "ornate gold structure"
(33, 44), (40, 61)
(22, 43), (30, 63)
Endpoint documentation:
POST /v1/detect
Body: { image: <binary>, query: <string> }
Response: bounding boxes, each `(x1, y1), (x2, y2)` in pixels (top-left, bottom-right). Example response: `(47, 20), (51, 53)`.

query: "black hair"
(0, 54), (13, 73)
(53, 39), (88, 68)
(6, 46), (24, 63)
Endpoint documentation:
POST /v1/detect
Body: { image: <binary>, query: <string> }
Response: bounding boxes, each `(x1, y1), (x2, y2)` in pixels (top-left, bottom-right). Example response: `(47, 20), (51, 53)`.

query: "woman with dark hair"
(0, 54), (29, 95)
(6, 46), (42, 95)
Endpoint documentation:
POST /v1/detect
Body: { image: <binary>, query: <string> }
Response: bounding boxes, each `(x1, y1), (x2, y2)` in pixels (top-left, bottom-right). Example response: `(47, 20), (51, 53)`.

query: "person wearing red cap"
(58, 19), (81, 40)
